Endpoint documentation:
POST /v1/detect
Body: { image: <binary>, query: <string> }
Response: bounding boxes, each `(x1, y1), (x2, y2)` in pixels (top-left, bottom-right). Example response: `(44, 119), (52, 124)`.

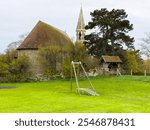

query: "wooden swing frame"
(70, 61), (99, 96)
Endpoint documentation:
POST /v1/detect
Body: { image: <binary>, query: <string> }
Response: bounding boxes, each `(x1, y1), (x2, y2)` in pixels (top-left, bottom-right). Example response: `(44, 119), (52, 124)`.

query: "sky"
(0, 0), (150, 53)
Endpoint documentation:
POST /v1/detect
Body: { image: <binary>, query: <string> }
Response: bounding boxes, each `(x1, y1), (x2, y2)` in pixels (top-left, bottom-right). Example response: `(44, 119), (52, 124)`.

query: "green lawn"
(0, 76), (150, 113)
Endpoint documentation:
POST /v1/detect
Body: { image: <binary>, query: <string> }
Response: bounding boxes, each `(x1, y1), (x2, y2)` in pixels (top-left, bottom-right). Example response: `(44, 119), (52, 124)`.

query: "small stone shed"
(100, 55), (122, 74)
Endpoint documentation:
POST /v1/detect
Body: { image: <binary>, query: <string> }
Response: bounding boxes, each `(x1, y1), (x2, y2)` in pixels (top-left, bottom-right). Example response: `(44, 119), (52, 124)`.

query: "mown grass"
(0, 76), (149, 113)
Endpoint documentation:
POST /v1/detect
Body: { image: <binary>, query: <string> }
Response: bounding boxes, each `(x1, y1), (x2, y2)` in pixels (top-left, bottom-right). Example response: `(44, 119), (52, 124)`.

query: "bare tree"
(140, 33), (150, 58)
(7, 33), (28, 51)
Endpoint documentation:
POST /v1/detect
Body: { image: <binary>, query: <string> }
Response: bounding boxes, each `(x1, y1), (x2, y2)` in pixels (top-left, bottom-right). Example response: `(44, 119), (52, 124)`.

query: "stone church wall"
(18, 50), (43, 76)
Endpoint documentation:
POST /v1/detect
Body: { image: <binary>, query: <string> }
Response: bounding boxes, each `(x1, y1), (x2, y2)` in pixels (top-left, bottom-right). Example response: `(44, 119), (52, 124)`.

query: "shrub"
(62, 59), (71, 78)
(0, 51), (29, 82)
(83, 56), (99, 70)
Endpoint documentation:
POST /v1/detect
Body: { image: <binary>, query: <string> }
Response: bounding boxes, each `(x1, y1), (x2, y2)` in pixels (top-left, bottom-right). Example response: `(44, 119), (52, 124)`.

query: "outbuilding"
(100, 55), (122, 75)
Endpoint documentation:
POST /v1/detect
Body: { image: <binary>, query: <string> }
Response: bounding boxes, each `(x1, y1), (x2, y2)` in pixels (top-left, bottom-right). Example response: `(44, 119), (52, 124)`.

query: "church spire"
(76, 7), (86, 42)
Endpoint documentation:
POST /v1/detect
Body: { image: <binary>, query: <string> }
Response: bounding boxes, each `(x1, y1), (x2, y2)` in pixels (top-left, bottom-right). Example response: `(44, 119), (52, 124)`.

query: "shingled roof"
(17, 21), (73, 50)
(102, 55), (122, 63)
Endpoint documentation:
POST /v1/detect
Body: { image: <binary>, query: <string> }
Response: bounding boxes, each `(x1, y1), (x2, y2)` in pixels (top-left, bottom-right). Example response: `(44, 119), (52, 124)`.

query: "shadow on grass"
(0, 86), (17, 89)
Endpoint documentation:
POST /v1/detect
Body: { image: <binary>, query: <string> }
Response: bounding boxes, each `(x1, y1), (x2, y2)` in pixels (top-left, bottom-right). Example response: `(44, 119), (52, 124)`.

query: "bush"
(83, 56), (99, 70)
(0, 51), (29, 82)
(62, 59), (71, 78)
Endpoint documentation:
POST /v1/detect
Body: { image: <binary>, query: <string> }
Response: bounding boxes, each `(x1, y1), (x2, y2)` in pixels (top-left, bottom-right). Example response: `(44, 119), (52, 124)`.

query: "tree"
(84, 8), (134, 58)
(126, 50), (139, 73)
(73, 41), (99, 70)
(143, 59), (150, 74)
(73, 41), (87, 61)
(7, 33), (28, 51)
(139, 33), (150, 58)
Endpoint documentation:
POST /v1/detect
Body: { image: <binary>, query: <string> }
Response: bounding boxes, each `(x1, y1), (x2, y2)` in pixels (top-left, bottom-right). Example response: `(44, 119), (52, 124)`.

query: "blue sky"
(0, 0), (150, 53)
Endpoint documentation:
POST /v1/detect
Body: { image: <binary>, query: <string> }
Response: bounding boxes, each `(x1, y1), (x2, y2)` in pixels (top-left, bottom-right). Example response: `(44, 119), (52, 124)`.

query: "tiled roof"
(17, 21), (73, 50)
(102, 55), (122, 63)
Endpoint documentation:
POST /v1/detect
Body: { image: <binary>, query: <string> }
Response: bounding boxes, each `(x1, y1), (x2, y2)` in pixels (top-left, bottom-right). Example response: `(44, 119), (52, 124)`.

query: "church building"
(17, 7), (122, 77)
(17, 7), (85, 77)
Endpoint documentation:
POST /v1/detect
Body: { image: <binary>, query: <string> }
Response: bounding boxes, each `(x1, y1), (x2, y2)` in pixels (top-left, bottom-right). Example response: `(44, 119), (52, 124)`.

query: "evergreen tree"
(84, 8), (134, 58)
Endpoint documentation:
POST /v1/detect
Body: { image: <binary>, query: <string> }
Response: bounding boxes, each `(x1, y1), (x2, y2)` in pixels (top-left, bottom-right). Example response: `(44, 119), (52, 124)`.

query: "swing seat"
(77, 88), (99, 96)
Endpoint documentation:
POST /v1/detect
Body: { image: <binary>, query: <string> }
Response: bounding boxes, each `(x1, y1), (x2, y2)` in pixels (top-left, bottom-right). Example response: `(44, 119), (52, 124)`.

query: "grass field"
(0, 76), (150, 113)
